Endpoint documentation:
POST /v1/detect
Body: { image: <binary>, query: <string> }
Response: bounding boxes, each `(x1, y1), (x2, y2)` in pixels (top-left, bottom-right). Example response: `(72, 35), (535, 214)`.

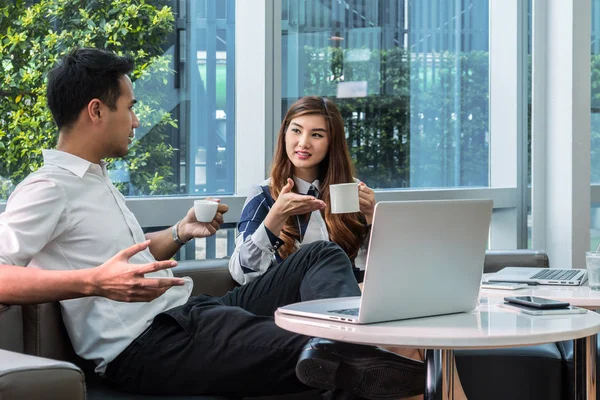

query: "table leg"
(424, 349), (455, 400)
(574, 334), (597, 400)
(424, 349), (441, 399)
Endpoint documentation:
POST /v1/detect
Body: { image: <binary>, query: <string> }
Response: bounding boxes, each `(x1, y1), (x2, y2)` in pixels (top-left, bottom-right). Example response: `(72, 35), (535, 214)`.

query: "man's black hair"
(46, 48), (135, 130)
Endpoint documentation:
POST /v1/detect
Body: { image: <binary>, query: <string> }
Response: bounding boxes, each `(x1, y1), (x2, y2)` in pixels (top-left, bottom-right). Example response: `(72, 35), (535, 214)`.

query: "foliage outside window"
(0, 0), (177, 199)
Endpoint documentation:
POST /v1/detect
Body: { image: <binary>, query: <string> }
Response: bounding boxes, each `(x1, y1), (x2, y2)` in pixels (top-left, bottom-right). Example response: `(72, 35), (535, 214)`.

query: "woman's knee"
(297, 241), (352, 271)
(283, 241), (347, 272)
(300, 240), (344, 256)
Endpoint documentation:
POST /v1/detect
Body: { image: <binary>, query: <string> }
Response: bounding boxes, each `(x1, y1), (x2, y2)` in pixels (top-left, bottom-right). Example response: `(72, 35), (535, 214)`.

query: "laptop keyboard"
(328, 308), (360, 316)
(530, 269), (580, 281)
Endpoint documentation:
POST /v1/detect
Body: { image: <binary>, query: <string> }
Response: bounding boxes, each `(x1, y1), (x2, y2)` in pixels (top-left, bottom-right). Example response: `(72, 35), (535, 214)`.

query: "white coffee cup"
(194, 200), (219, 222)
(329, 183), (360, 214)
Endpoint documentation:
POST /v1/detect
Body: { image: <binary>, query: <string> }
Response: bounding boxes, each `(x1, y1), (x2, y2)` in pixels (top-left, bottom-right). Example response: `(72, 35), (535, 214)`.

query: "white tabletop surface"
(274, 298), (600, 350)
(481, 273), (600, 308)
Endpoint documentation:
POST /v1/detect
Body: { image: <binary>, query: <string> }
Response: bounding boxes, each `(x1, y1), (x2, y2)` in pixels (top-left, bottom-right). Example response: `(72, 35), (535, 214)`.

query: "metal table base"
(424, 337), (597, 400)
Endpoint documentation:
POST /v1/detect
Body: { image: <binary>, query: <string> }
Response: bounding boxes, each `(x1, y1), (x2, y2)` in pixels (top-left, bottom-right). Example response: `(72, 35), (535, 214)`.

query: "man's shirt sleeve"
(0, 178), (68, 266)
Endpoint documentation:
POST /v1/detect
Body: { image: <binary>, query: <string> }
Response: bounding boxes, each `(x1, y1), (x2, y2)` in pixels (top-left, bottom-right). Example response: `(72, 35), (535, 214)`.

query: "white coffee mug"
(194, 200), (219, 222)
(329, 183), (360, 214)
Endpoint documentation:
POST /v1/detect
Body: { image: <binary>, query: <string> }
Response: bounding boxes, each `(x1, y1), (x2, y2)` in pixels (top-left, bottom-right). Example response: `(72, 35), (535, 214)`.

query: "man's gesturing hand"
(89, 240), (185, 302)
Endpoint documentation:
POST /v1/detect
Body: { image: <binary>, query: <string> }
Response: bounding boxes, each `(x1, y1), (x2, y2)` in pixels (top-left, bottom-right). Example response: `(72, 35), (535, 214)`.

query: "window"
(591, 0), (600, 250)
(1, 1), (549, 257)
(0, 0), (237, 260)
(281, 0), (490, 189)
(0, 0), (236, 199)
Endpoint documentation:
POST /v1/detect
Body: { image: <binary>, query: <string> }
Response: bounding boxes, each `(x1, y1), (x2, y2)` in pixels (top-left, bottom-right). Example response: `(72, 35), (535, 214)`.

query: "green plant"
(0, 0), (178, 199)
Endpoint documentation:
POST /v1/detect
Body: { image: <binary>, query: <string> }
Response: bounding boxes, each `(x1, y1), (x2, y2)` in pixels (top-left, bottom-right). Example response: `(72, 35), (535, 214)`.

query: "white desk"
(275, 298), (600, 400)
(481, 276), (600, 309)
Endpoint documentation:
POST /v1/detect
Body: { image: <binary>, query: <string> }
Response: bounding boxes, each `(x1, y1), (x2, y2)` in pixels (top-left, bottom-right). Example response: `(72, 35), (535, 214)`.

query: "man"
(0, 48), (424, 399)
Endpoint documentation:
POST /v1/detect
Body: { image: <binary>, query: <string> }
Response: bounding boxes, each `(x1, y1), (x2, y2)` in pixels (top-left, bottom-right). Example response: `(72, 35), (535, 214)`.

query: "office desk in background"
(481, 273), (600, 309)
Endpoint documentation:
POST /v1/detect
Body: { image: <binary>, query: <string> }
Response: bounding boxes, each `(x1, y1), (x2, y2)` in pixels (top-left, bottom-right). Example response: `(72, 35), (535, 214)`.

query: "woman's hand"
(358, 182), (376, 225)
(265, 178), (325, 236)
(275, 178), (326, 217)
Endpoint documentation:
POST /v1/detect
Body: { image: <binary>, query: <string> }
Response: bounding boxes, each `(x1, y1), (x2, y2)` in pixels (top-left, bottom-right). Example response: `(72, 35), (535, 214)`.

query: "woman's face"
(285, 114), (330, 182)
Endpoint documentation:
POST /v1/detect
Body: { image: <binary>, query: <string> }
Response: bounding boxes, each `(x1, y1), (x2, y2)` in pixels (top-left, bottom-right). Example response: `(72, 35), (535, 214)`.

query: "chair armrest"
(0, 349), (85, 400)
(0, 304), (23, 353)
(171, 258), (238, 296)
(484, 249), (549, 273)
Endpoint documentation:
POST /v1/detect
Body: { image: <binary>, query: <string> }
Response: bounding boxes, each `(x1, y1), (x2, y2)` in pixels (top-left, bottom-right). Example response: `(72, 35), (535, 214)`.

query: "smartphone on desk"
(504, 295), (570, 309)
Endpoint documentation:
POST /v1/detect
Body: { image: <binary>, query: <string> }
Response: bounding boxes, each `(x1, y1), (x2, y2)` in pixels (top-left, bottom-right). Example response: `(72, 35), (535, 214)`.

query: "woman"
(228, 95), (469, 400)
(228, 96), (375, 285)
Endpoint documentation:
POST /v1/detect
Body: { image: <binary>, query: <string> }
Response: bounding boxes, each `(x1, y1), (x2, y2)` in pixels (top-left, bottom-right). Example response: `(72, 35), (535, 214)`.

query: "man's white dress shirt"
(0, 150), (192, 373)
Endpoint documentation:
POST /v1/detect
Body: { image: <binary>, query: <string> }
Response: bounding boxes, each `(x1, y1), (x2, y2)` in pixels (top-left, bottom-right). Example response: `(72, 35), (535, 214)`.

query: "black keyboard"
(531, 269), (580, 281)
(328, 308), (359, 316)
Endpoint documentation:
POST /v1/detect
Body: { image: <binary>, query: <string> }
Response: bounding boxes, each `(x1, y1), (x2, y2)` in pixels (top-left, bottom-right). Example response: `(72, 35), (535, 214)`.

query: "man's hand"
(88, 240), (185, 302)
(177, 199), (229, 242)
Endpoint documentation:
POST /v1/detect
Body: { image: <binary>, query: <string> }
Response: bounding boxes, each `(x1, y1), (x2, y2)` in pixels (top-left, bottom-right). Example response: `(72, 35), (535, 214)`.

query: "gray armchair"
(0, 347), (85, 400)
(483, 249), (549, 273)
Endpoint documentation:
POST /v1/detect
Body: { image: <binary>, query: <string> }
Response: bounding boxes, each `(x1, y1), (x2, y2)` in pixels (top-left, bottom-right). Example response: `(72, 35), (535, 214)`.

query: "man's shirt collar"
(42, 149), (108, 178)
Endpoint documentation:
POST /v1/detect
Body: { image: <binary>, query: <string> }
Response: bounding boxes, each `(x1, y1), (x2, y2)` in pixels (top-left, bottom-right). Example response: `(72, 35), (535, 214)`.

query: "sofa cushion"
(483, 250), (549, 273)
(0, 304), (23, 353)
(172, 258), (237, 296)
(22, 303), (83, 362)
(455, 344), (563, 400)
(556, 339), (600, 400)
(87, 382), (231, 400)
(0, 349), (85, 400)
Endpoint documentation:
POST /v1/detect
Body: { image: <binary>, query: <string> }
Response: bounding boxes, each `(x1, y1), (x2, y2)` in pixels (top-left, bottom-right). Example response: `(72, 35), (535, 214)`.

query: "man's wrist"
(79, 268), (98, 297)
(172, 220), (191, 245)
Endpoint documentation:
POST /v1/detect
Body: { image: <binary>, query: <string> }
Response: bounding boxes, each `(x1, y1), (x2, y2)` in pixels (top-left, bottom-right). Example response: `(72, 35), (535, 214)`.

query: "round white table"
(275, 298), (600, 400)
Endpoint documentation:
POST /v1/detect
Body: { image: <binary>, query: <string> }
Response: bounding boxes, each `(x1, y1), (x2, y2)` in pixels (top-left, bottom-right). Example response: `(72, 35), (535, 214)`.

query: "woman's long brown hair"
(269, 96), (369, 261)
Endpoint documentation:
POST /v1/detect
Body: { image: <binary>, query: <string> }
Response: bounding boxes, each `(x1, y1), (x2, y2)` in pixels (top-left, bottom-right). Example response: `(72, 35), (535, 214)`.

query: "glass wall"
(0, 0), (235, 199)
(1, 1), (558, 258)
(177, 0), (236, 196)
(590, 0), (600, 250)
(592, 0), (600, 185)
(527, 0), (533, 248)
(592, 0), (600, 250)
(0, 0), (236, 260)
(281, 0), (490, 189)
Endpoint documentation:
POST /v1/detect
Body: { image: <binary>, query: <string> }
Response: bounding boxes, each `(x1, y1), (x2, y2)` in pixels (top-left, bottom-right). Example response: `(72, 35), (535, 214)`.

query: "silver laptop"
(278, 199), (493, 324)
(487, 267), (587, 286)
